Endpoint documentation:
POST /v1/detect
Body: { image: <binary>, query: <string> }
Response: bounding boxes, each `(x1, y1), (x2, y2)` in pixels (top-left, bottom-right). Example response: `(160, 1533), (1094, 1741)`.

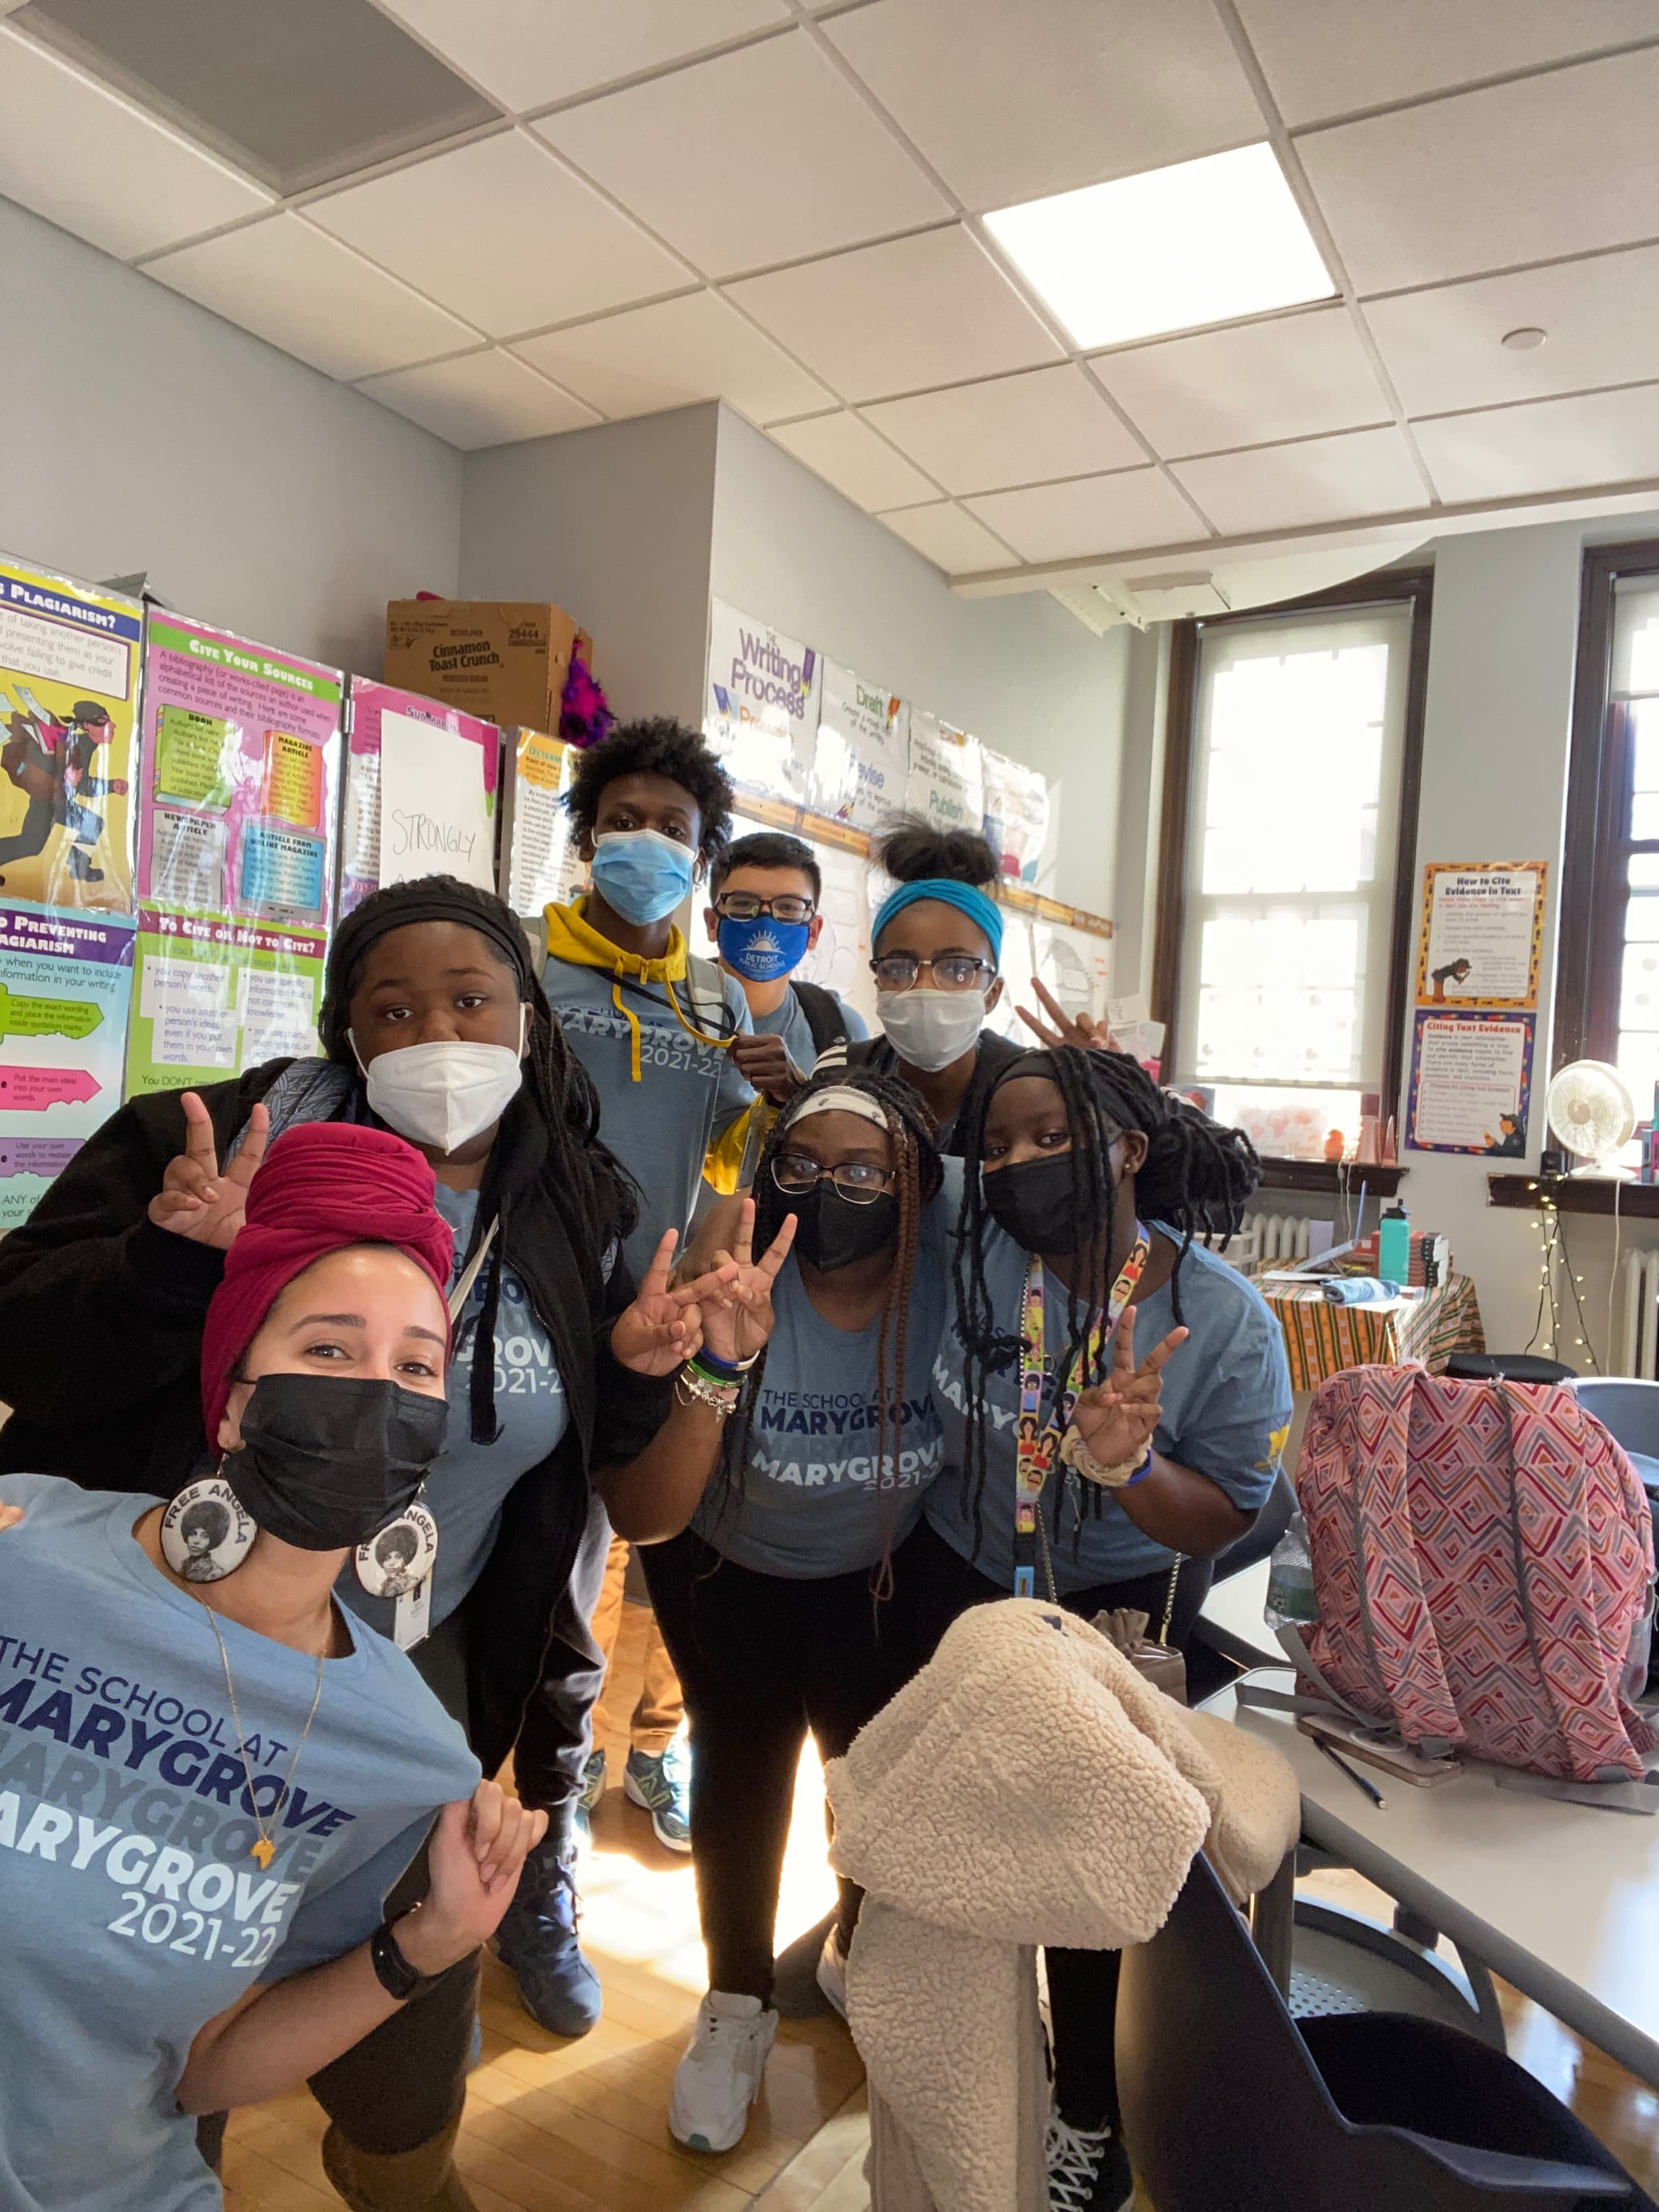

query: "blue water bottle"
(1378, 1202), (1411, 1286)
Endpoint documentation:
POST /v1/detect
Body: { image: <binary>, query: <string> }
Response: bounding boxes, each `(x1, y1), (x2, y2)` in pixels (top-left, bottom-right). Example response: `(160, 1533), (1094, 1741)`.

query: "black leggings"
(899, 1517), (1214, 2134)
(642, 1525), (921, 2004)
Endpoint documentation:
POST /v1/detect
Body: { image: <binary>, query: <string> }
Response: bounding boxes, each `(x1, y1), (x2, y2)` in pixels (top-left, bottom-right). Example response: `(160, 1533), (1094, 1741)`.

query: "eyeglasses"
(716, 892), (816, 924)
(772, 1152), (895, 1206)
(870, 952), (995, 991)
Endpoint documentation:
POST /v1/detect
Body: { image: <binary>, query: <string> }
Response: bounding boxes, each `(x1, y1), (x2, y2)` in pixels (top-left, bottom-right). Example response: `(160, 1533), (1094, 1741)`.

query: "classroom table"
(1261, 1272), (1485, 1393)
(1210, 1674), (1659, 2089)
(1194, 1555), (1278, 1671)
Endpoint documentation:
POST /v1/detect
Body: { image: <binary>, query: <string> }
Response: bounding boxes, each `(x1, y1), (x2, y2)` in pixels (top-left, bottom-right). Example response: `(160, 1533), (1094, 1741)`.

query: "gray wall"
(0, 197), (461, 674)
(709, 406), (1131, 920)
(459, 405), (720, 728)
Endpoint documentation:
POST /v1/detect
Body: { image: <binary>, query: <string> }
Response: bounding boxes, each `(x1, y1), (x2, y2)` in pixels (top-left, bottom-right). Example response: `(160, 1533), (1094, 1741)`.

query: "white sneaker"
(815, 1924), (848, 2018)
(1046, 2116), (1135, 2211)
(669, 1990), (779, 2153)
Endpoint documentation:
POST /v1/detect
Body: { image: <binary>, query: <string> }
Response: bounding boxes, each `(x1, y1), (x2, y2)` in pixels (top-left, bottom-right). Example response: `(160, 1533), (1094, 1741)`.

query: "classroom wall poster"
(0, 555), (141, 915)
(1415, 861), (1547, 1009)
(906, 712), (983, 835)
(981, 748), (1050, 885)
(502, 729), (586, 916)
(705, 599), (822, 806)
(342, 680), (500, 916)
(1406, 1010), (1536, 1156)
(0, 904), (135, 1232)
(812, 660), (908, 833)
(127, 616), (342, 1097)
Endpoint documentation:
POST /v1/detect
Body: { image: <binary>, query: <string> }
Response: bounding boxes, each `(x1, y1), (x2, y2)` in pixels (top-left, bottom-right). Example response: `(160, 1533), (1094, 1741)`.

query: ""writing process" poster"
(127, 616), (342, 1096)
(0, 904), (134, 1231)
(812, 661), (908, 833)
(342, 680), (499, 916)
(0, 554), (139, 916)
(907, 712), (983, 836)
(705, 598), (821, 807)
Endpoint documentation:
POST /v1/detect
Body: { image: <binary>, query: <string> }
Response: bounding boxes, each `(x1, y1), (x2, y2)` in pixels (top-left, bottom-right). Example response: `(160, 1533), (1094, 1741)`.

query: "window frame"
(1555, 538), (1659, 1074)
(1151, 566), (1433, 1122)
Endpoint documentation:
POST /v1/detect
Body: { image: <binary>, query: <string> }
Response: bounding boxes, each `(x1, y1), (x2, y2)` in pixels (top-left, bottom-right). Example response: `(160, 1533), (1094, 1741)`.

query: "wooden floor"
(224, 1605), (1659, 2210)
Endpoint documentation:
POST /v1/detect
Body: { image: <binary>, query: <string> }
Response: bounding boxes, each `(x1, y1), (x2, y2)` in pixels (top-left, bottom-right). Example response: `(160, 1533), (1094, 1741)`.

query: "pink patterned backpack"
(1290, 1366), (1654, 1783)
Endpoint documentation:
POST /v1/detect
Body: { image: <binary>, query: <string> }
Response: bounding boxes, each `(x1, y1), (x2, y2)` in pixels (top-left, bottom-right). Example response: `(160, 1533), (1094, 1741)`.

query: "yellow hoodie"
(539, 896), (767, 1195)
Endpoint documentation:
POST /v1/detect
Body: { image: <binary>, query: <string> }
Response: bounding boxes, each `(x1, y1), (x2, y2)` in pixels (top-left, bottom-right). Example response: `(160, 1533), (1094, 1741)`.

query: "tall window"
(1559, 541), (1659, 1116)
(1154, 573), (1430, 1159)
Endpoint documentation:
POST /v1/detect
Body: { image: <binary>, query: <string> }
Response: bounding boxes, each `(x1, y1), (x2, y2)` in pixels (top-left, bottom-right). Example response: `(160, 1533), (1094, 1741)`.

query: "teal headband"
(872, 877), (1004, 963)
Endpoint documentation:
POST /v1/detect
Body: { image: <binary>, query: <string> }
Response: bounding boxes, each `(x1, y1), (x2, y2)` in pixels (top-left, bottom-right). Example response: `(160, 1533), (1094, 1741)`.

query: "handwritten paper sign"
(378, 710), (495, 892)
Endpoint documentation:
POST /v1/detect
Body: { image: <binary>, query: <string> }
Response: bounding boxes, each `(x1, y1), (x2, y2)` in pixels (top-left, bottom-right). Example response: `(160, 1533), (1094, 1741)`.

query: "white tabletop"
(1210, 1676), (1659, 2088)
(1195, 1557), (1279, 1669)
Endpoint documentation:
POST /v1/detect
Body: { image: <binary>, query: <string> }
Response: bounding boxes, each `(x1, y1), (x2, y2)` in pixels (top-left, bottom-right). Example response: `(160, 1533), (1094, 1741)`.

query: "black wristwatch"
(369, 1916), (433, 2002)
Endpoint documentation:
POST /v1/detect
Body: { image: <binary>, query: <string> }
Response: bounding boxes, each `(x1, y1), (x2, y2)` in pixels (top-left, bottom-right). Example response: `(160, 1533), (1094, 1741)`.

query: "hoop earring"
(355, 1497), (438, 1601)
(160, 1475), (257, 1585)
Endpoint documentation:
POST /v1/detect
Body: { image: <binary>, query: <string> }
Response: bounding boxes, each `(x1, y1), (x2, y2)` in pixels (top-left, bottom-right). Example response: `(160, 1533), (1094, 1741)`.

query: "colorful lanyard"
(1012, 1226), (1149, 1598)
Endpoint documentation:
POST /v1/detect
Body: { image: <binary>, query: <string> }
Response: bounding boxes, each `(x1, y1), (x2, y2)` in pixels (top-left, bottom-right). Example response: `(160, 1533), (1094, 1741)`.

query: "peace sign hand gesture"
(695, 1198), (798, 1371)
(147, 1093), (269, 1249)
(610, 1229), (751, 1376)
(1069, 1307), (1188, 1477)
(1017, 977), (1118, 1055)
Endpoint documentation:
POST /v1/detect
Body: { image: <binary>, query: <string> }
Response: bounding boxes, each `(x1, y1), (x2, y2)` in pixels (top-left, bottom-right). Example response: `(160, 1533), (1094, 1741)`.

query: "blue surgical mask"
(718, 913), (811, 982)
(590, 829), (696, 925)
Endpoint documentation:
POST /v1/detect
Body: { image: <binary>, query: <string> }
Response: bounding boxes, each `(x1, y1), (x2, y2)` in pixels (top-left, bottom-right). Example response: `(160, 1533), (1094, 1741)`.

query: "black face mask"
(223, 1374), (449, 1552)
(786, 1186), (900, 1273)
(982, 1154), (1084, 1255)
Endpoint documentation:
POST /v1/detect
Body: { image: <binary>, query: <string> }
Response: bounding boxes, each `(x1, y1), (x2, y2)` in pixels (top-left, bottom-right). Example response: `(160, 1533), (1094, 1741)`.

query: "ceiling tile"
(1171, 424), (1425, 535)
(537, 33), (947, 279)
(1364, 246), (1659, 418)
(306, 130), (687, 335)
(863, 365), (1144, 493)
(878, 502), (1016, 574)
(0, 25), (269, 259)
(965, 469), (1202, 563)
(1235, 0), (1659, 127)
(145, 213), (477, 381)
(511, 290), (831, 422)
(375, 0), (788, 110)
(769, 413), (938, 509)
(1092, 307), (1390, 459)
(1412, 383), (1659, 504)
(1297, 49), (1659, 296)
(728, 228), (1062, 402)
(354, 347), (599, 449)
(825, 0), (1264, 210)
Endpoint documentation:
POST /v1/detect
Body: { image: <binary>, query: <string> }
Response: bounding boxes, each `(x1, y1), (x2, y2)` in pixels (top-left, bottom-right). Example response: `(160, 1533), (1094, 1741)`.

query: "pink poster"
(341, 680), (500, 918)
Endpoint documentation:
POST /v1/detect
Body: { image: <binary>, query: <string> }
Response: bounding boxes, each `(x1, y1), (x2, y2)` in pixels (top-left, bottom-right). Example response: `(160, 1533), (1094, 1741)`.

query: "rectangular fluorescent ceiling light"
(985, 143), (1335, 351)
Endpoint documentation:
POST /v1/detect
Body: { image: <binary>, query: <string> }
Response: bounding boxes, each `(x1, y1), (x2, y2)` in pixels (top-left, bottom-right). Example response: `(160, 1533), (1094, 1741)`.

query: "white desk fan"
(1545, 1059), (1637, 1175)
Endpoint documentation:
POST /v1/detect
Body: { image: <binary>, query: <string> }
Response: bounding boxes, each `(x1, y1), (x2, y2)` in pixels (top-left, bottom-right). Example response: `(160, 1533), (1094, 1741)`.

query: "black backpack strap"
(790, 979), (848, 1057)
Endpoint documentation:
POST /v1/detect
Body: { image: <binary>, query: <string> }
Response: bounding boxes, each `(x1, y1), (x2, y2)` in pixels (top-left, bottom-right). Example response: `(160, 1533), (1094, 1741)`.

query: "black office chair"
(1116, 1853), (1652, 2212)
(1445, 1351), (1576, 1386)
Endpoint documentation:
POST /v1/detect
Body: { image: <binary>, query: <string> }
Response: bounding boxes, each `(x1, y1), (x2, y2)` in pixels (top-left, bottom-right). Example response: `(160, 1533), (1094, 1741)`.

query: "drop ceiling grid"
(2, 0), (1659, 575)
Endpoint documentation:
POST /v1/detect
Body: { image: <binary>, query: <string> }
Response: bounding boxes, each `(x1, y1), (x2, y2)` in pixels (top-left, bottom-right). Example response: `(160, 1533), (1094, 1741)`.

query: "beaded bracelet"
(677, 1364), (739, 1418)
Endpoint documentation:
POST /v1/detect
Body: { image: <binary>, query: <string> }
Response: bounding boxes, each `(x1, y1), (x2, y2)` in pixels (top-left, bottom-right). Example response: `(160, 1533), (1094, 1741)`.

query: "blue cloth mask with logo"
(590, 829), (696, 924)
(717, 914), (811, 982)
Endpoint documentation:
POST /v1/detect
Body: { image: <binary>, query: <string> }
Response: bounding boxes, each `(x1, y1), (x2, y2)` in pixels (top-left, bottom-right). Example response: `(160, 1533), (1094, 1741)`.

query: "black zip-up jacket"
(0, 1060), (670, 1778)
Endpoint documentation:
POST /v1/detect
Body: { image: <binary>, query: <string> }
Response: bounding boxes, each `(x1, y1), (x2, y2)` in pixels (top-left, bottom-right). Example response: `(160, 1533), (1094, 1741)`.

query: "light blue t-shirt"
(543, 955), (754, 1281)
(333, 1184), (567, 1640)
(751, 985), (869, 1078)
(692, 1193), (948, 1577)
(925, 1166), (1292, 1591)
(0, 1473), (479, 2212)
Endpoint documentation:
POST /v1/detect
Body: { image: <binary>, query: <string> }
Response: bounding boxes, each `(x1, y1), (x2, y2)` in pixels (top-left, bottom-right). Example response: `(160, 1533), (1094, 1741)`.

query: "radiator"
(1243, 1212), (1311, 1265)
(1621, 1250), (1659, 1379)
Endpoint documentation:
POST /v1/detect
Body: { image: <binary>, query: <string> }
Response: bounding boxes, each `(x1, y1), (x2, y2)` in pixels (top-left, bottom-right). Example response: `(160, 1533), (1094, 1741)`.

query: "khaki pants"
(591, 1535), (683, 1755)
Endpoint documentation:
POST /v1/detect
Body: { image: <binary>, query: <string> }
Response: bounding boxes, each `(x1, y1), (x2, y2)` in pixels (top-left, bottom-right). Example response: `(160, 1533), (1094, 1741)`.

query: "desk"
(1195, 1557), (1277, 1671)
(1213, 1675), (1659, 2088)
(1261, 1272), (1484, 1393)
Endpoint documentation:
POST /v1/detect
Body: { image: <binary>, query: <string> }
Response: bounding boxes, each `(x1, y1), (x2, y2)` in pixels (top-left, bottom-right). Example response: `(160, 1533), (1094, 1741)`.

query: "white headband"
(790, 1085), (890, 1131)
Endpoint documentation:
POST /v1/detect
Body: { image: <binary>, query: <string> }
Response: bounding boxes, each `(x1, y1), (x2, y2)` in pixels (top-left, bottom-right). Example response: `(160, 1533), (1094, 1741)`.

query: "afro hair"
(563, 716), (734, 863)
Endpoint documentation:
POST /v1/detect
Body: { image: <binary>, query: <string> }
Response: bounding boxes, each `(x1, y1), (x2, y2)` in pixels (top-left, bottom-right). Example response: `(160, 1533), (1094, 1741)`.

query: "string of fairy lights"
(1522, 1181), (1602, 1371)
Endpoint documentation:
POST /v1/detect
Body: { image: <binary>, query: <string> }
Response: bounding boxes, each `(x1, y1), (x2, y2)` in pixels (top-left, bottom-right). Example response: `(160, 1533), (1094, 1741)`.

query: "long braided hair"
(704, 1067), (943, 1600)
(952, 1044), (1260, 1566)
(320, 874), (638, 1444)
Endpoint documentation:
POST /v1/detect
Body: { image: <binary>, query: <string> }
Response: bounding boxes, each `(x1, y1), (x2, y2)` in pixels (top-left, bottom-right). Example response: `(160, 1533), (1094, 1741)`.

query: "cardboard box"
(385, 599), (591, 733)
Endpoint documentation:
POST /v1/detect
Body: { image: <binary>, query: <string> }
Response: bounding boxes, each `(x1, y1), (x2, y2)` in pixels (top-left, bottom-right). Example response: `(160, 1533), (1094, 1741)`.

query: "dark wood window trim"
(1151, 565), (1433, 1122)
(1555, 538), (1659, 1073)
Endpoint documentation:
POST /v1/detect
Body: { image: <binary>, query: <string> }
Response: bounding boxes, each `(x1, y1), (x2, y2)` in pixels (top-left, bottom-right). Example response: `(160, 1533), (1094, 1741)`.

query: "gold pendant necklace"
(202, 1602), (327, 1869)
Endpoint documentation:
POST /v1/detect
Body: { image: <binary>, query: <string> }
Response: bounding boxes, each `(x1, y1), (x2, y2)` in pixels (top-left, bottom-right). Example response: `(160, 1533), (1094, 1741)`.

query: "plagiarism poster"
(0, 905), (135, 1231)
(126, 616), (342, 1097)
(0, 554), (141, 916)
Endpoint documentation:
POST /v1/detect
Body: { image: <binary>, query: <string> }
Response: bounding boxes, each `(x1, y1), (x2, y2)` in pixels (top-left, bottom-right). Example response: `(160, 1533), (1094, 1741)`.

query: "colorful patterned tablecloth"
(1261, 1273), (1486, 1394)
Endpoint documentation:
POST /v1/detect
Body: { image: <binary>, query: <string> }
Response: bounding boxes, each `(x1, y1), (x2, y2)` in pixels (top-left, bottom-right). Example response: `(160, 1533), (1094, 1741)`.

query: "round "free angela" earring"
(160, 1476), (257, 1584)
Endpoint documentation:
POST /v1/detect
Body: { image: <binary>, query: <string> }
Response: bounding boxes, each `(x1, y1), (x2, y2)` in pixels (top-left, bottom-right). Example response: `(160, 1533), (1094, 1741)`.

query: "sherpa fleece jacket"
(827, 1598), (1300, 2212)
